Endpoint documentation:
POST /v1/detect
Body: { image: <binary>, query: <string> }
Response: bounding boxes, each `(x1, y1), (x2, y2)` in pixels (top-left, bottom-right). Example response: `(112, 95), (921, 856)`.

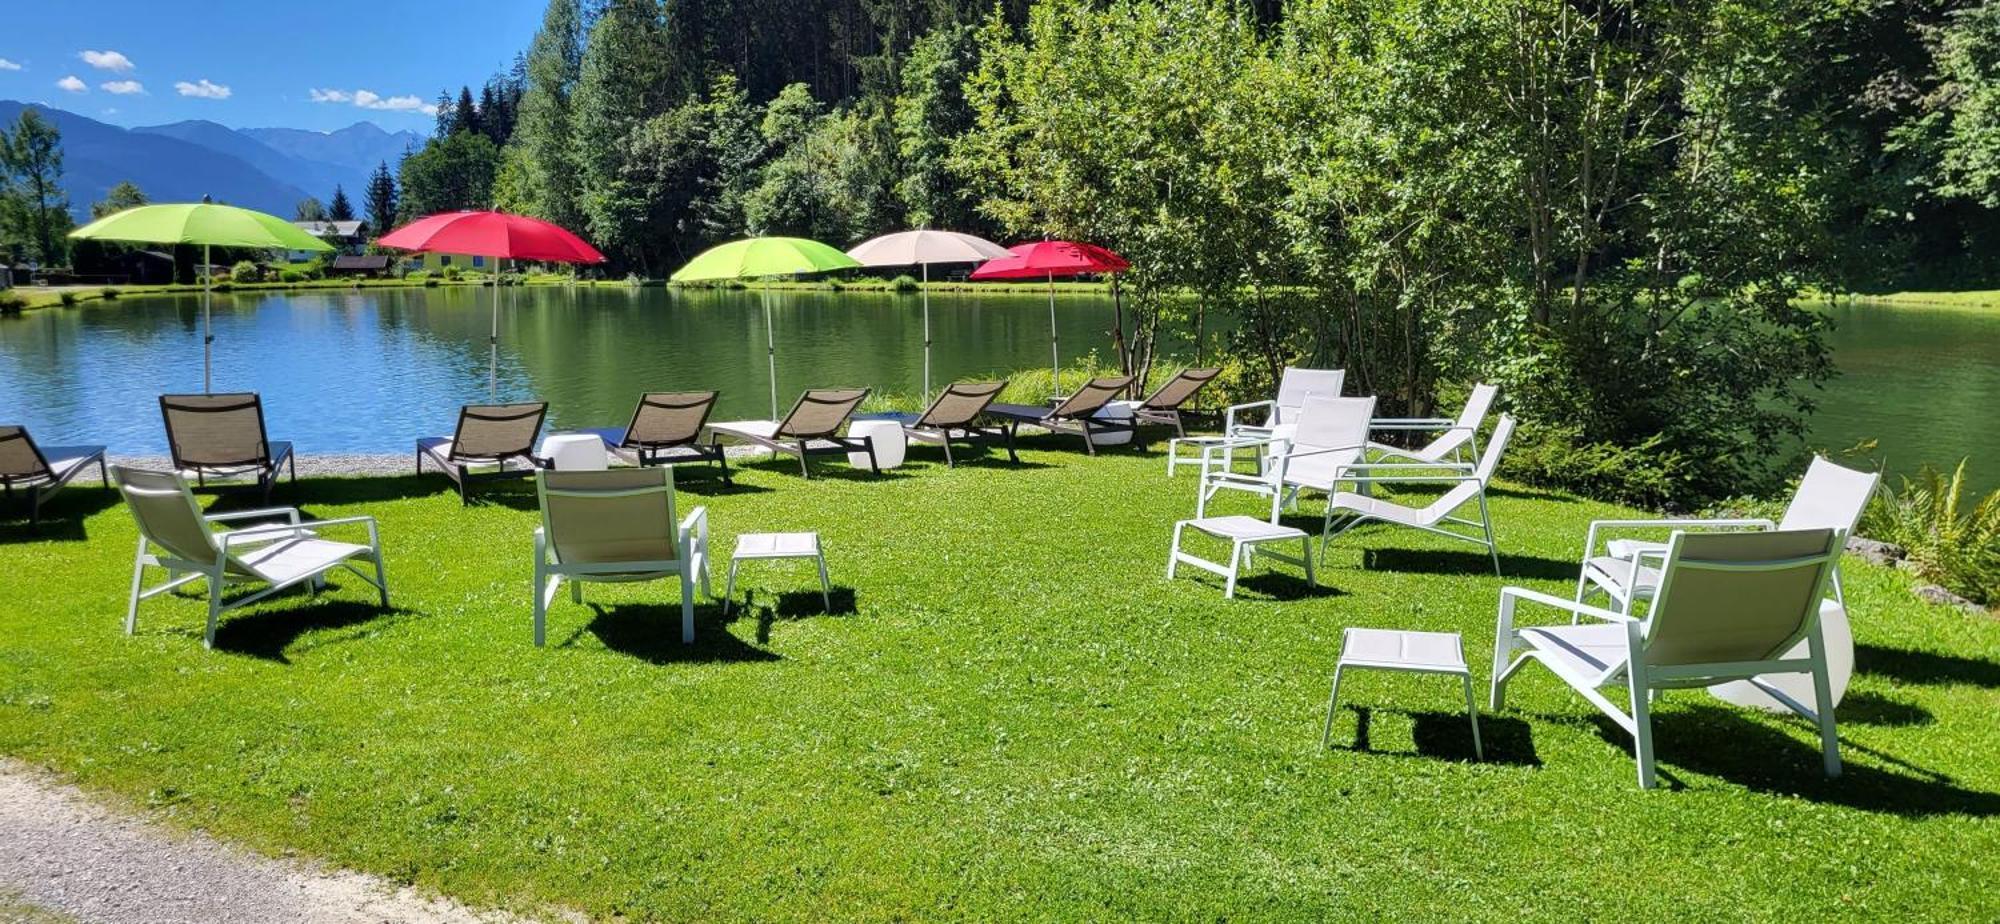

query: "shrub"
(279, 269), (307, 283)
(889, 274), (920, 293)
(441, 265), (464, 281)
(1500, 422), (1698, 510)
(231, 260), (261, 284)
(1861, 460), (2000, 605)
(0, 291), (26, 314)
(423, 276), (441, 288)
(58, 291), (79, 306)
(405, 269), (431, 282)
(98, 287), (119, 300)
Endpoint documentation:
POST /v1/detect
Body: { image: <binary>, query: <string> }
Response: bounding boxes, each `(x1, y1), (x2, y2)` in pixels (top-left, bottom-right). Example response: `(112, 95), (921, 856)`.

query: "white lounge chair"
(1197, 395), (1376, 529)
(1574, 456), (1879, 616)
(1366, 383), (1498, 466)
(533, 467), (711, 646)
(1322, 416), (1516, 573)
(114, 466), (389, 649)
(1222, 367), (1345, 440)
(1492, 527), (1846, 788)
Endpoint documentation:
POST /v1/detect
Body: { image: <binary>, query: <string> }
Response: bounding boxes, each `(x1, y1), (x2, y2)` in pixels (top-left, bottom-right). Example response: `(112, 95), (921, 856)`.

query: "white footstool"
(1322, 628), (1483, 760)
(1168, 515), (1314, 598)
(846, 419), (907, 469)
(724, 532), (832, 615)
(540, 433), (608, 471)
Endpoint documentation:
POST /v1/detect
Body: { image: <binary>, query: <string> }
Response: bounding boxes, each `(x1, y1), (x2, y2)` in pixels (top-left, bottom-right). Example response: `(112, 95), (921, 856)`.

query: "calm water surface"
(0, 288), (1993, 490)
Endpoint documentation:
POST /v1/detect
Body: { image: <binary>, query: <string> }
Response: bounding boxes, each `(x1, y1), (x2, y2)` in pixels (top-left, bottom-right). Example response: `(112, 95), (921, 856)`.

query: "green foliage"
(506, 0), (587, 230)
(363, 161), (398, 238)
(0, 291), (24, 313)
(1502, 422), (1698, 511)
(398, 131), (500, 220)
(0, 108), (72, 266)
(90, 180), (147, 219)
(1863, 460), (2000, 605)
(278, 269), (307, 284)
(441, 265), (464, 281)
(229, 260), (261, 283)
(327, 185), (355, 222)
(895, 23), (986, 231)
(295, 197), (328, 222)
(55, 291), (76, 307)
(97, 286), (117, 300)
(888, 274), (919, 292)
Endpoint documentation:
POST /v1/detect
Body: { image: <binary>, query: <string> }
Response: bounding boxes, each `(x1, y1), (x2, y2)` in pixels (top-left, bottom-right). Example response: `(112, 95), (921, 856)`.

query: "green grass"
(0, 442), (1995, 921)
(1833, 290), (2000, 309)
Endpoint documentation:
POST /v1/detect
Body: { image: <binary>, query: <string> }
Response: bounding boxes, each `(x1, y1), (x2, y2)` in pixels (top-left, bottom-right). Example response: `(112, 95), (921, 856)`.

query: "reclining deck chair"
(0, 425), (107, 525)
(1366, 383), (1498, 466)
(1124, 367), (1222, 438)
(1197, 395), (1377, 526)
(599, 391), (729, 482)
(986, 375), (1138, 455)
(1324, 416), (1516, 573)
(900, 380), (1016, 467)
(416, 402), (549, 503)
(707, 388), (876, 478)
(159, 393), (295, 503)
(1223, 367), (1345, 440)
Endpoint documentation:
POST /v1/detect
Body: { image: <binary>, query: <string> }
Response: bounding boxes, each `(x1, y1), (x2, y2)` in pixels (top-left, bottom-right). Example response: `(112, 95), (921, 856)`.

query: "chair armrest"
(206, 506), (302, 524)
(1273, 442), (1368, 461)
(1501, 586), (1637, 623)
(1369, 418), (1459, 431)
(1342, 461), (1475, 473)
(1224, 399), (1277, 433)
(300, 515), (383, 548)
(679, 506), (709, 557)
(1581, 517), (1775, 560)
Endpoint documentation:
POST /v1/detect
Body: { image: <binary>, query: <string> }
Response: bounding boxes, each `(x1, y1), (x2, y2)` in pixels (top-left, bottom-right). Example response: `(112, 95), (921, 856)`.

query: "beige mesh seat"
(0, 425), (107, 526)
(416, 402), (549, 503)
(901, 380), (1015, 467)
(1323, 415), (1517, 574)
(595, 391), (729, 482)
(113, 466), (389, 649)
(1366, 383), (1498, 466)
(534, 467), (710, 646)
(706, 388), (876, 478)
(1491, 528), (1846, 788)
(159, 393), (294, 503)
(986, 375), (1138, 455)
(1124, 366), (1221, 437)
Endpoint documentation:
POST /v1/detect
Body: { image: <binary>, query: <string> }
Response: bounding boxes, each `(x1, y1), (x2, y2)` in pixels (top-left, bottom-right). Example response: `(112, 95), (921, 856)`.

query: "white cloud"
(56, 75), (85, 93)
(0, 59), (21, 72)
(310, 87), (435, 115)
(175, 78), (230, 99)
(79, 50), (133, 73)
(100, 79), (144, 95)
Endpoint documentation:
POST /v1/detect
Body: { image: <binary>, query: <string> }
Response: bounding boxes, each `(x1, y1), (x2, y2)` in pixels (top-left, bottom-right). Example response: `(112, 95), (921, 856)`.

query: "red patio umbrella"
(970, 241), (1130, 387)
(377, 211), (606, 399)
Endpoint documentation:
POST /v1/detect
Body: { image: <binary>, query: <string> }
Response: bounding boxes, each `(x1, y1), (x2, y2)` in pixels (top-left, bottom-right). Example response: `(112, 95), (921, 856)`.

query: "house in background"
(330, 255), (392, 278)
(289, 220), (367, 261)
(402, 252), (501, 273)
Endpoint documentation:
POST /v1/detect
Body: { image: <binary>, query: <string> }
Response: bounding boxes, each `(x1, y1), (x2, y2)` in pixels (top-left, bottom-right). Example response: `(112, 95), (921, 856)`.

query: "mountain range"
(0, 100), (422, 221)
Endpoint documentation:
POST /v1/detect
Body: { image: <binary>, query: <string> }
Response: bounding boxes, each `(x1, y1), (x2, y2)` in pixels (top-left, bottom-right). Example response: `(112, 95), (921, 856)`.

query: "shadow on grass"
(675, 477), (774, 498)
(210, 599), (404, 663)
(1856, 643), (2000, 689)
(0, 486), (120, 543)
(1356, 547), (1575, 581)
(721, 586), (859, 644)
(900, 445), (1056, 471)
(728, 456), (919, 483)
(1334, 705), (1539, 767)
(1838, 691), (1933, 727)
(577, 603), (780, 665)
(1591, 705), (2000, 815)
(1201, 571), (1343, 602)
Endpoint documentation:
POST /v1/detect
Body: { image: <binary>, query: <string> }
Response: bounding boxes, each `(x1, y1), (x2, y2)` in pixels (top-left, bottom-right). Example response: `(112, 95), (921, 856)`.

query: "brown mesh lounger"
(706, 388), (875, 479)
(901, 381), (1016, 467)
(159, 393), (295, 503)
(985, 375), (1138, 455)
(1130, 367), (1221, 437)
(0, 425), (108, 525)
(416, 402), (549, 503)
(588, 391), (729, 482)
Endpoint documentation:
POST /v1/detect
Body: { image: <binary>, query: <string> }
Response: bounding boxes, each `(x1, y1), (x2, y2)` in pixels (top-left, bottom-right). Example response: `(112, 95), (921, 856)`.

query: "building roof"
(293, 220), (365, 238)
(332, 255), (392, 270)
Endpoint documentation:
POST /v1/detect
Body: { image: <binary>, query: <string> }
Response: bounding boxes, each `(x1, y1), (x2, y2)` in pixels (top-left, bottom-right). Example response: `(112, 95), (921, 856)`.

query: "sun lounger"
(986, 375), (1138, 455)
(159, 393), (294, 503)
(900, 380), (1015, 467)
(1366, 383), (1498, 466)
(1325, 416), (1516, 573)
(0, 425), (108, 525)
(707, 388), (876, 478)
(1121, 367), (1221, 438)
(592, 391), (729, 482)
(416, 402), (549, 503)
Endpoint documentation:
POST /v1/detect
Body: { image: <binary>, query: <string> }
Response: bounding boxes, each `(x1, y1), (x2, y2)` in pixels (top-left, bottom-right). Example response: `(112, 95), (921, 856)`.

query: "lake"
(1, 287), (1993, 490)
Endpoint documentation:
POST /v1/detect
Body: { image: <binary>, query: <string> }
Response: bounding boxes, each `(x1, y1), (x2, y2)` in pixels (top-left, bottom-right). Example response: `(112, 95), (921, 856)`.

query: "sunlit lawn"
(0, 438), (1994, 921)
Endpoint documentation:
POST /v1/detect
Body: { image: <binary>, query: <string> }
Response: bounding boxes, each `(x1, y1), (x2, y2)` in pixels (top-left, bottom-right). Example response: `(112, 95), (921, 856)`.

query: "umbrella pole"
(765, 282), (779, 420)
(922, 262), (932, 400)
(202, 243), (213, 393)
(1047, 272), (1060, 394)
(489, 260), (502, 402)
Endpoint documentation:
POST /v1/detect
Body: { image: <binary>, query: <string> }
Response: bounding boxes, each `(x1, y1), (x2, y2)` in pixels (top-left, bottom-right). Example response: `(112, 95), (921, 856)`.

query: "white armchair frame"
(532, 470), (712, 647)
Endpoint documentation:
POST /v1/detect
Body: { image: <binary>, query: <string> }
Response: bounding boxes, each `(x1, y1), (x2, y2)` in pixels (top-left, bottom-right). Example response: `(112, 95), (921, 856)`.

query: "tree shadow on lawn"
(728, 456), (919, 483)
(1856, 643), (2000, 689)
(1334, 705), (1540, 767)
(1355, 547), (1576, 581)
(899, 444), (1058, 471)
(0, 486), (121, 543)
(1837, 691), (1933, 727)
(209, 599), (410, 664)
(725, 586), (860, 644)
(573, 603), (780, 665)
(1590, 705), (2000, 815)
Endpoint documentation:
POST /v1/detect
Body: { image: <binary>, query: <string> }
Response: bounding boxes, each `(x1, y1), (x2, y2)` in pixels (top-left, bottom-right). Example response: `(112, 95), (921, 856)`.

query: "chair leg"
(1321, 665), (1346, 748)
(1478, 490), (1500, 576)
(1462, 674), (1484, 761)
(864, 437), (879, 475)
(1167, 523), (1184, 580)
(680, 571), (696, 644)
(1808, 627), (1843, 778)
(1301, 534), (1316, 586)
(373, 552), (390, 607)
(716, 448), (732, 484)
(723, 559), (741, 616)
(941, 437), (955, 469)
(816, 552), (832, 612)
(1630, 678), (1657, 789)
(1003, 426), (1019, 463)
(124, 538), (147, 635)
(1223, 540), (1243, 598)
(1490, 596), (1516, 710)
(797, 442), (812, 479)
(533, 564), (548, 647)
(570, 580), (583, 604)
(203, 572), (225, 649)
(1079, 421), (1097, 456)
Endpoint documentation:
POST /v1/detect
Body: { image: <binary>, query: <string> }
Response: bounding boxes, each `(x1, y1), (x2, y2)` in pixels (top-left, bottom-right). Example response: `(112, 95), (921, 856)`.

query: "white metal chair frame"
(532, 470), (711, 647)
(120, 475), (388, 649)
(1167, 517), (1315, 598)
(1320, 416), (1515, 574)
(1491, 529), (1845, 789)
(1221, 367), (1346, 439)
(1365, 383), (1498, 467)
(1322, 628), (1483, 760)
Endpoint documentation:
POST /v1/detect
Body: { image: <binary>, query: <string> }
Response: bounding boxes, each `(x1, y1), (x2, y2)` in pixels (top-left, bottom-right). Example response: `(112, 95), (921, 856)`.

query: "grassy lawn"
(0, 441), (1995, 921)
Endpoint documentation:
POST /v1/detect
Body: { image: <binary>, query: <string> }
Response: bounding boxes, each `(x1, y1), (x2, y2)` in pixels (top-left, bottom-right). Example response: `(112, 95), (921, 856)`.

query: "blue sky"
(0, 1), (546, 131)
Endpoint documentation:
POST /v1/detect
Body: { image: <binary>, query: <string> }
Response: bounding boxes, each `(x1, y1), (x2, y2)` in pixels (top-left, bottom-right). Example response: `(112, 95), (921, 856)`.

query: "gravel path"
(0, 761), (555, 924)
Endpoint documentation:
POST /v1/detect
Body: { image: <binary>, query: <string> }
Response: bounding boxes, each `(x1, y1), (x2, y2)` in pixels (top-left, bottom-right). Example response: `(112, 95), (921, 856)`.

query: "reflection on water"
(1, 289), (1993, 490)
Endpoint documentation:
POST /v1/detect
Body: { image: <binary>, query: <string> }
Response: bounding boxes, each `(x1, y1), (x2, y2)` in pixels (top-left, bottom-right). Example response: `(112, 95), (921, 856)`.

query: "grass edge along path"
(0, 443), (1995, 921)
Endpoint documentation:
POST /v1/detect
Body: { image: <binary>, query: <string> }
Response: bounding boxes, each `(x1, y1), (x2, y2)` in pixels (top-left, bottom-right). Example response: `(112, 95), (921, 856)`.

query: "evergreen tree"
(434, 90), (456, 137)
(327, 185), (355, 222)
(454, 86), (481, 137)
(572, 0), (674, 269)
(364, 160), (399, 235)
(296, 197), (328, 222)
(510, 0), (587, 229)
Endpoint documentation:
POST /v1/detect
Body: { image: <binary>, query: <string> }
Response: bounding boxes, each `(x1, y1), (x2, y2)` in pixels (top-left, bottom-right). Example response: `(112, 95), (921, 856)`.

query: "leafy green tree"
(364, 161), (399, 236)
(0, 109), (73, 265)
(295, 197), (328, 222)
(506, 0), (587, 229)
(398, 131), (500, 220)
(327, 185), (355, 222)
(572, 0), (675, 270)
(895, 23), (985, 231)
(91, 180), (147, 218)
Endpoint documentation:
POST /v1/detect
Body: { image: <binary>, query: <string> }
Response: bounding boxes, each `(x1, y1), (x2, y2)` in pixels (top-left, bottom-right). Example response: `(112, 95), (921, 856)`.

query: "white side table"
(846, 419), (907, 469)
(541, 433), (608, 471)
(1322, 628), (1483, 760)
(724, 532), (832, 615)
(1168, 515), (1314, 598)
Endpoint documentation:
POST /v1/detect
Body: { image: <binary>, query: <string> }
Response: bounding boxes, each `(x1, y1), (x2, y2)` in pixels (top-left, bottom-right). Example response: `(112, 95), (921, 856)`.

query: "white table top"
(1338, 628), (1469, 673)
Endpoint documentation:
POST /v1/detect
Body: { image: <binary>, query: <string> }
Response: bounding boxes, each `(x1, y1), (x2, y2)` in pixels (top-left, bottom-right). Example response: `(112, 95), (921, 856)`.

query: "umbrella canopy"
(70, 203), (334, 393)
(847, 230), (1012, 398)
(672, 237), (863, 418)
(376, 210), (606, 264)
(376, 210), (606, 400)
(969, 241), (1130, 388)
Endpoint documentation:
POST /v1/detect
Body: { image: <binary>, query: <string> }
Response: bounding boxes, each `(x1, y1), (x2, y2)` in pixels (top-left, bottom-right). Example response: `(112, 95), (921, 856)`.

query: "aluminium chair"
(0, 425), (107, 525)
(1323, 415), (1516, 574)
(1222, 367), (1345, 440)
(1366, 383), (1498, 466)
(159, 393), (295, 503)
(706, 388), (876, 478)
(986, 375), (1138, 455)
(1492, 527), (1846, 788)
(596, 391), (729, 482)
(114, 466), (389, 649)
(533, 467), (710, 646)
(901, 380), (1016, 467)
(416, 402), (549, 503)
(1196, 395), (1377, 528)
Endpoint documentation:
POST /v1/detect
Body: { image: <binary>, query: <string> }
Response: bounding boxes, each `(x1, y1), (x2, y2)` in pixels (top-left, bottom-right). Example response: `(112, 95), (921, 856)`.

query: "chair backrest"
(1272, 368), (1345, 425)
(113, 466), (225, 568)
(1644, 528), (1842, 670)
(1472, 415), (1516, 485)
(916, 381), (1005, 429)
(1283, 395), (1375, 486)
(537, 467), (682, 566)
(160, 393), (272, 469)
(1141, 367), (1222, 411)
(1052, 376), (1135, 418)
(621, 392), (717, 449)
(1455, 384), (1500, 431)
(776, 388), (870, 439)
(0, 426), (52, 482)
(450, 402), (548, 461)
(1779, 456), (1880, 535)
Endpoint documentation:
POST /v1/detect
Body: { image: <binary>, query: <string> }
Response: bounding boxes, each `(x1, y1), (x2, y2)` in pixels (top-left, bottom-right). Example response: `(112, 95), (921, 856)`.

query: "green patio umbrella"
(671, 237), (862, 418)
(71, 202), (333, 392)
